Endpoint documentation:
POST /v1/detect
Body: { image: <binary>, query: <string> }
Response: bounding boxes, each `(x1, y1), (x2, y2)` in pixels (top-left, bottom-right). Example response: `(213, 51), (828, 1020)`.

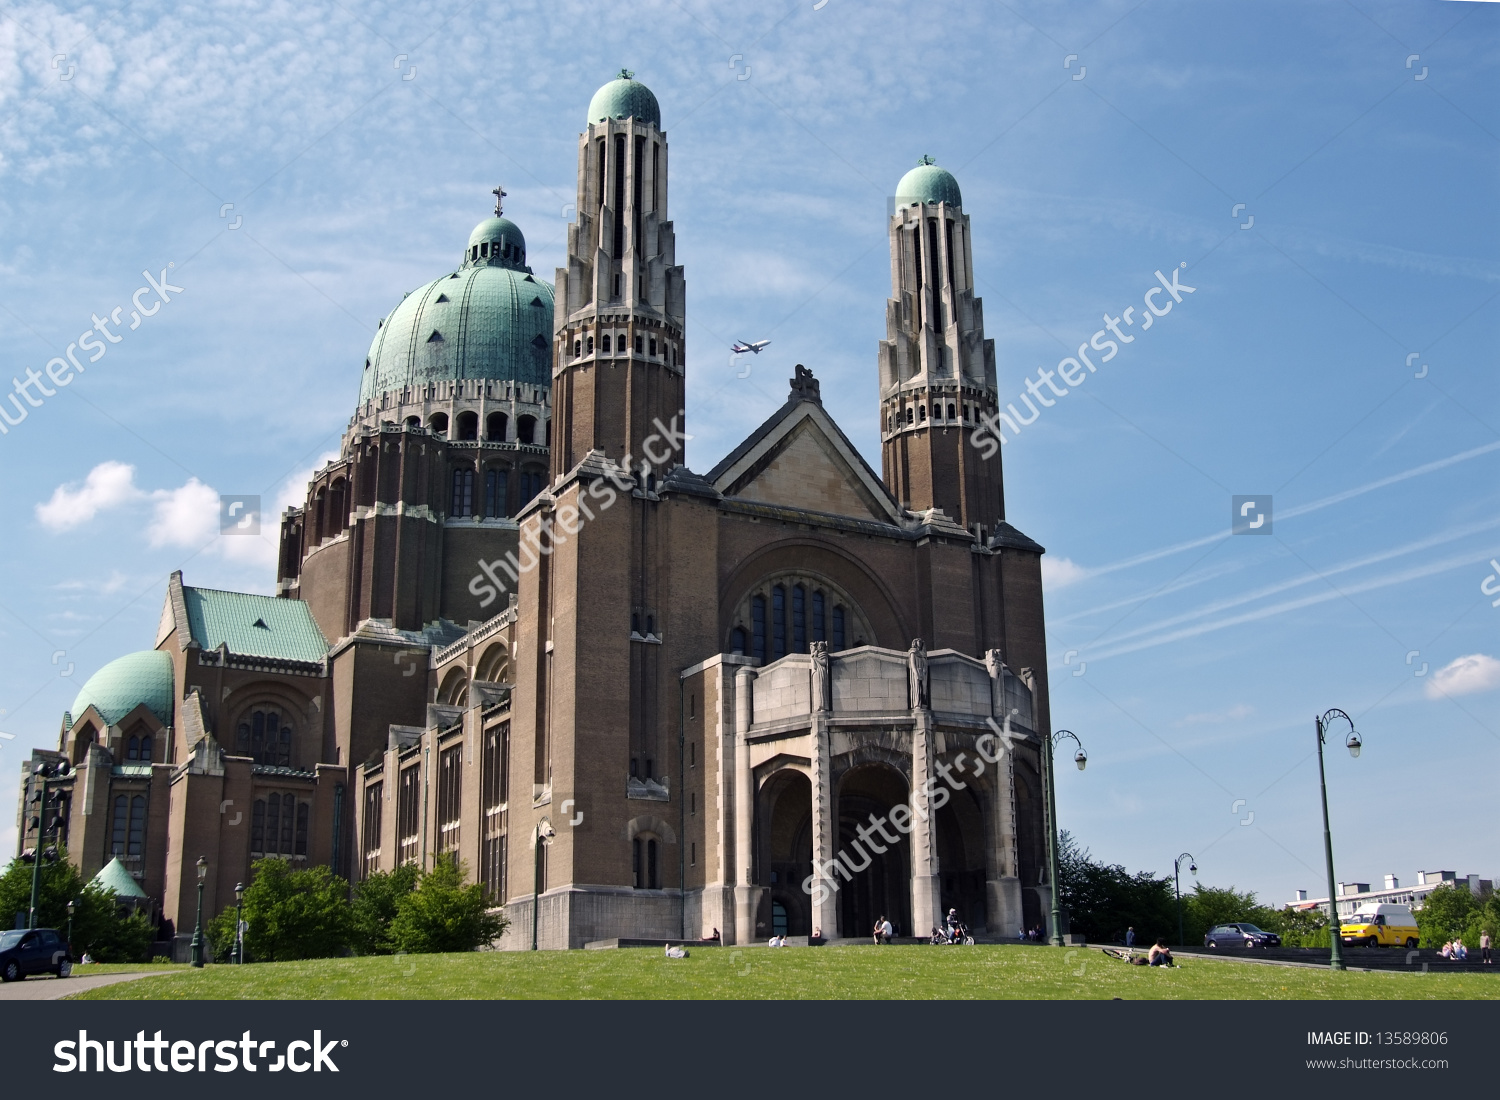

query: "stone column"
(808, 713), (838, 938)
(910, 706), (942, 937)
(732, 667), (757, 946)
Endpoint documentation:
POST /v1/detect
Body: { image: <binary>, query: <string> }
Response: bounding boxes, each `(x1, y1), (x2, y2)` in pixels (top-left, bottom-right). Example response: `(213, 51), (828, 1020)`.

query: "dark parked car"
(0, 928), (72, 981)
(1204, 923), (1281, 949)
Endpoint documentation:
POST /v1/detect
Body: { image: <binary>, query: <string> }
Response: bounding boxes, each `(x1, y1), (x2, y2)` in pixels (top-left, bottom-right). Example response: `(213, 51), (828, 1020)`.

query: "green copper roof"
(895, 157), (962, 209)
(71, 651), (173, 726)
(90, 856), (147, 898)
(588, 70), (660, 127)
(182, 586), (328, 663)
(359, 216), (555, 405)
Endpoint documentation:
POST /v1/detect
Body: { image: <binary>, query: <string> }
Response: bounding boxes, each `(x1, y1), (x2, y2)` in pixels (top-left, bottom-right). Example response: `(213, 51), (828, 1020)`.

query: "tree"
(237, 858), (352, 961)
(1055, 832), (1176, 944)
(1416, 884), (1480, 948)
(0, 848), (154, 962)
(385, 857), (507, 954)
(1265, 906), (1329, 948)
(349, 863), (420, 955)
(1181, 884), (1283, 944)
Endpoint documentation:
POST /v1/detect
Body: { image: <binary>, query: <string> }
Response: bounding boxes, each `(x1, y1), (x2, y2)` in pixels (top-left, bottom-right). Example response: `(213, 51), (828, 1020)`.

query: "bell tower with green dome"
(878, 157), (1004, 534)
(550, 70), (686, 479)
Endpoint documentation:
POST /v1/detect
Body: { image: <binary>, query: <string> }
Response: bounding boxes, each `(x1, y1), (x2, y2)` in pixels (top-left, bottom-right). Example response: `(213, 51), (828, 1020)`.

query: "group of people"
(1017, 925), (1046, 942)
(872, 916), (895, 944)
(1438, 934), (1492, 962)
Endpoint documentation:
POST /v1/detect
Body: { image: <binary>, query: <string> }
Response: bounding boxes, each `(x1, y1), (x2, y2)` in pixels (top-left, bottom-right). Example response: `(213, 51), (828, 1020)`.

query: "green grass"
(69, 944), (1500, 1000)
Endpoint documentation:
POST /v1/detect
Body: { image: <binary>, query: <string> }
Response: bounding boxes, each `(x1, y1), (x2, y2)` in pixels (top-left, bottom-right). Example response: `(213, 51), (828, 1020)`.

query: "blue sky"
(1, 0), (1496, 905)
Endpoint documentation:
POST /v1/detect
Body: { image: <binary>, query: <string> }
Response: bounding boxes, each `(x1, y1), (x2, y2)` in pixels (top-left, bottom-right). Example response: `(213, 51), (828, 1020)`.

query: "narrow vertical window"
(266, 793), (281, 855)
(833, 605), (846, 650)
(792, 584), (807, 653)
(633, 838), (643, 889)
(772, 585), (787, 660)
(280, 795), (295, 853)
(633, 134), (645, 255)
(111, 795), (128, 855)
(812, 591), (826, 643)
(752, 596), (767, 662)
(252, 799), (266, 854)
(295, 801), (310, 856)
(648, 838), (659, 889)
(612, 134), (626, 259)
(652, 141), (659, 211)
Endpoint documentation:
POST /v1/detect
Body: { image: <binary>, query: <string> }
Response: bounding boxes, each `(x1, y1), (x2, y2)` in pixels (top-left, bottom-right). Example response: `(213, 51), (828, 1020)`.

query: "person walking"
(1125, 927), (1136, 948)
(1481, 930), (1492, 964)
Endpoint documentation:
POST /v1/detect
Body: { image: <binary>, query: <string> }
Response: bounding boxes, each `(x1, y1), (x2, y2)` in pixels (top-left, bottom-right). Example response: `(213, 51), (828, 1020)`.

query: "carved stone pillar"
(910, 705), (942, 936)
(808, 713), (838, 938)
(732, 666), (757, 946)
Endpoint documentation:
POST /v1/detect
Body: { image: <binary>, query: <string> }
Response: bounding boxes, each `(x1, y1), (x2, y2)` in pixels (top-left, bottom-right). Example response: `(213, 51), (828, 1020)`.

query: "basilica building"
(18, 73), (1055, 951)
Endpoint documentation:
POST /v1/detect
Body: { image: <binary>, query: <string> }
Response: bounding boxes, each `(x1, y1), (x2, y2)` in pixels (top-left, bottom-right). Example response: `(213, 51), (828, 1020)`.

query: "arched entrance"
(760, 768), (812, 938)
(1014, 762), (1045, 936)
(937, 785), (988, 932)
(836, 764), (911, 939)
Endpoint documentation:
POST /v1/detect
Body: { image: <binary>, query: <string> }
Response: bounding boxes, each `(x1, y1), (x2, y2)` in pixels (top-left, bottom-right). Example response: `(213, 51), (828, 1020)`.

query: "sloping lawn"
(70, 943), (1500, 1000)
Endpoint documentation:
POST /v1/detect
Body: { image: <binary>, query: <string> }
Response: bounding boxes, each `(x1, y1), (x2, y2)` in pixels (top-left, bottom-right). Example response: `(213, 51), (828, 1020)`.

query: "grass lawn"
(70, 943), (1500, 1000)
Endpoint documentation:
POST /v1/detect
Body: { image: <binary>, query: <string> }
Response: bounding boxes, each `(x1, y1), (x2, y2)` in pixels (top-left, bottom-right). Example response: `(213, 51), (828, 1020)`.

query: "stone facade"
(18, 76), (1056, 951)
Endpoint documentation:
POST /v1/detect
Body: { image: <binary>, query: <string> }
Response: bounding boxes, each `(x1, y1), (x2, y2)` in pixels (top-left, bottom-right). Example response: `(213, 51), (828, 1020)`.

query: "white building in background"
(1291, 870), (1494, 920)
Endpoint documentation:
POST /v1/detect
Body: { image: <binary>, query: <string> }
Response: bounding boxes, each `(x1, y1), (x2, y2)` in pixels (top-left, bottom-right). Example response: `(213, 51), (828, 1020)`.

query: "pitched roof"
(181, 586), (328, 663)
(90, 857), (147, 898)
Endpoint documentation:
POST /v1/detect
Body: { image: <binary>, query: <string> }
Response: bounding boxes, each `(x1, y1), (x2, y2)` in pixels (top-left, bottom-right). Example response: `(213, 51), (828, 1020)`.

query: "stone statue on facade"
(810, 640), (831, 713)
(908, 638), (929, 709)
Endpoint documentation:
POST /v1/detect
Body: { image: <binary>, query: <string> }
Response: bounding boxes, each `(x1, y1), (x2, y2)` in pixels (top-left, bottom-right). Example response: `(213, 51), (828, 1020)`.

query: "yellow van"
(1341, 903), (1420, 948)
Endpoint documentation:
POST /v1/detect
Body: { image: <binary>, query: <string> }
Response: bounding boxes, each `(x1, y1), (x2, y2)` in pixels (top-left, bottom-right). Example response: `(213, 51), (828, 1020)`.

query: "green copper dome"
(588, 70), (660, 127)
(71, 650), (174, 726)
(359, 216), (556, 404)
(895, 157), (962, 209)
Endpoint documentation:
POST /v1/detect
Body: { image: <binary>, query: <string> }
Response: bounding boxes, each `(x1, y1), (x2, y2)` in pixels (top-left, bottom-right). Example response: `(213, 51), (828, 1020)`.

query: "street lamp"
(66, 899), (75, 956)
(531, 818), (556, 951)
(1042, 729), (1087, 947)
(1173, 853), (1197, 946)
(234, 882), (245, 964)
(1315, 709), (1360, 971)
(190, 856), (208, 968)
(26, 760), (70, 930)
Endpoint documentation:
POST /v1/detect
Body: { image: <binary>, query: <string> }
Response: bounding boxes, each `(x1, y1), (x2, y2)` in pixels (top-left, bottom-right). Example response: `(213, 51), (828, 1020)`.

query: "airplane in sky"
(731, 339), (771, 355)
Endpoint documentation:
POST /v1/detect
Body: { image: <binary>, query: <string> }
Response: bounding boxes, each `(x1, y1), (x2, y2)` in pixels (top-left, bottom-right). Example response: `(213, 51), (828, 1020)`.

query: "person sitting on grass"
(1148, 938), (1175, 967)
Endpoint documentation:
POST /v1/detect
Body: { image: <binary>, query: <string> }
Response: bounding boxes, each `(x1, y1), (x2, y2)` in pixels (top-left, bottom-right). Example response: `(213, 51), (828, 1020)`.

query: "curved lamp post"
(1043, 729), (1088, 947)
(26, 760), (71, 929)
(1315, 709), (1361, 971)
(1173, 853), (1197, 946)
(190, 856), (207, 968)
(531, 818), (556, 951)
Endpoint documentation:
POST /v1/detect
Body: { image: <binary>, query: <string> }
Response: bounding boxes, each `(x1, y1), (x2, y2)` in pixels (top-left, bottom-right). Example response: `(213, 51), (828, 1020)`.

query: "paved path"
(0, 971), (167, 1000)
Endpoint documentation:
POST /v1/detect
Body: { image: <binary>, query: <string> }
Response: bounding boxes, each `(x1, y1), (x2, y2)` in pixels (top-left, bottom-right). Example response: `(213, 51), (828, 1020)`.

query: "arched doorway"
(937, 785), (988, 932)
(836, 764), (911, 939)
(1014, 761), (1045, 936)
(760, 768), (812, 938)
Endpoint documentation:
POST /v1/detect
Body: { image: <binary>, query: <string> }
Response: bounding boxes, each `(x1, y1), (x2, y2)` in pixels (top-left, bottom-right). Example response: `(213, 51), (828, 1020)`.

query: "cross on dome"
(618, 68), (635, 79)
(491, 184), (507, 216)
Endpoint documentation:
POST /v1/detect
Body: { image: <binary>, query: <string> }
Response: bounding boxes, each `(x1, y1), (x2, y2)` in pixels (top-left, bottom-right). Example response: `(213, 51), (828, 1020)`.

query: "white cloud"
(1426, 654), (1500, 700)
(145, 478), (220, 549)
(1042, 556), (1088, 589)
(35, 461), (143, 530)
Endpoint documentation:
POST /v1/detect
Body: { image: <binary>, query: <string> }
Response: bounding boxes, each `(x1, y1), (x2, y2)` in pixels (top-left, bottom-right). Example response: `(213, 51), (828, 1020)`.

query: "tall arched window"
(601, 333), (611, 354)
(812, 590), (826, 644)
(633, 837), (660, 889)
(731, 628), (747, 655)
(947, 403), (956, 420)
(517, 416), (536, 445)
(792, 585), (807, 653)
(486, 412), (508, 441)
(832, 605), (846, 650)
(484, 468), (508, 518)
(456, 411), (479, 440)
(237, 708), (292, 767)
(429, 412), (449, 435)
(451, 467), (475, 517)
(772, 585), (787, 660)
(110, 794), (145, 864)
(906, 407), (914, 426)
(752, 596), (767, 662)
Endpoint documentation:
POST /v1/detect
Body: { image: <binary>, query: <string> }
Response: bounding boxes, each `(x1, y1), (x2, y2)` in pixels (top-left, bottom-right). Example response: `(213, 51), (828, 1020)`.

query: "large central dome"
(359, 214), (556, 405)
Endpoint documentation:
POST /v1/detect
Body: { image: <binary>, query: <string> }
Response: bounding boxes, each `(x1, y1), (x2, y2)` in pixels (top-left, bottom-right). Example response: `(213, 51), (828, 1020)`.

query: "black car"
(1204, 923), (1282, 949)
(0, 928), (72, 981)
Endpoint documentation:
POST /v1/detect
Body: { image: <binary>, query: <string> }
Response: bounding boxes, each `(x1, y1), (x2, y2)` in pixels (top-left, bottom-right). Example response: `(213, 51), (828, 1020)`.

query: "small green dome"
(588, 70), (660, 127)
(466, 217), (528, 266)
(895, 157), (962, 209)
(71, 650), (173, 726)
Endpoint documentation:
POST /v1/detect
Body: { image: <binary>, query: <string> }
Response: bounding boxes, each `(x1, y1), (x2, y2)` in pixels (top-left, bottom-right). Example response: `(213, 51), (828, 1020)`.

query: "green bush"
(237, 858), (352, 962)
(1417, 884), (1481, 949)
(385, 857), (507, 954)
(0, 846), (155, 962)
(1055, 831), (1177, 944)
(350, 863), (420, 955)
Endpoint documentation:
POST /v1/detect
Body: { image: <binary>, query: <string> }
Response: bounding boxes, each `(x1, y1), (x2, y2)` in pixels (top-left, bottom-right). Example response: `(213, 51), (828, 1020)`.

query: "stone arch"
(759, 767), (812, 938)
(228, 685), (315, 768)
(437, 667), (469, 707)
(625, 815), (676, 845)
(835, 762), (911, 939)
(936, 780), (989, 932)
(718, 538), (908, 654)
(475, 641), (509, 684)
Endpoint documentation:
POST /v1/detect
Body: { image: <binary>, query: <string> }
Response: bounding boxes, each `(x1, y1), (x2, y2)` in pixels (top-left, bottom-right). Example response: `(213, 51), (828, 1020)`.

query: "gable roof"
(707, 369), (903, 524)
(180, 585), (329, 663)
